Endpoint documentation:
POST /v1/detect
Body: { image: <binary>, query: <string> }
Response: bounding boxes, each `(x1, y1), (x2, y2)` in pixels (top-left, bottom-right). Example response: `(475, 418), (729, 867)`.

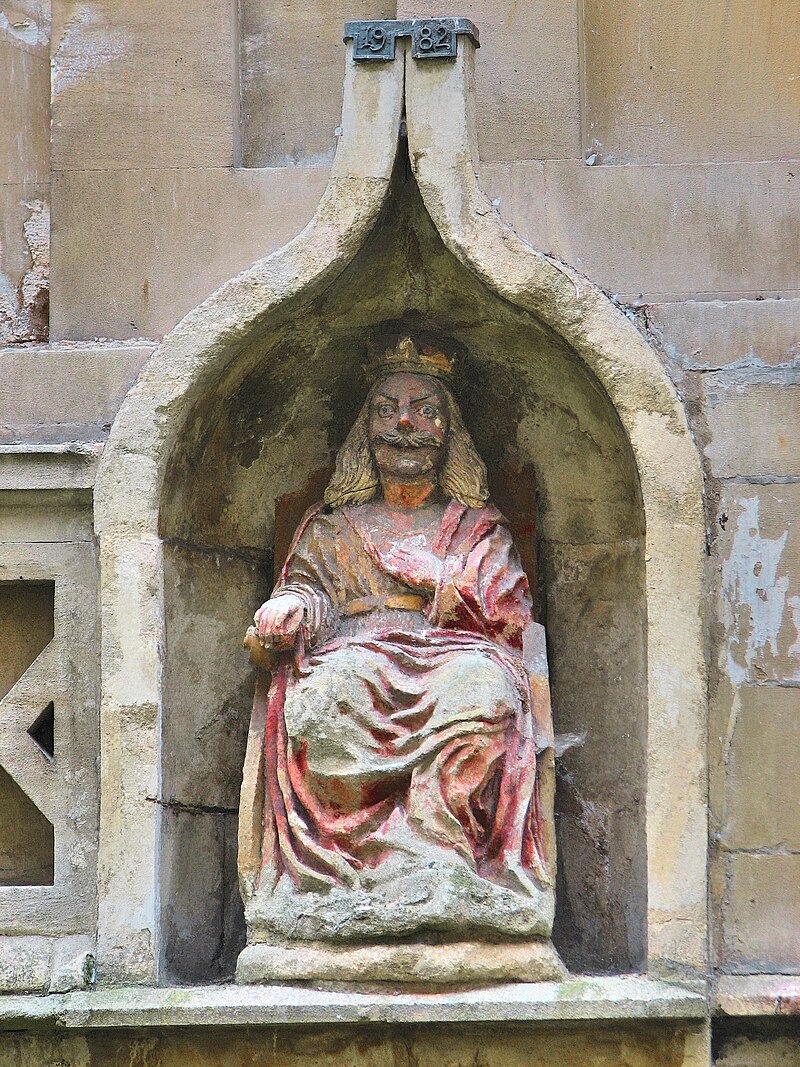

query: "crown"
(364, 334), (457, 384)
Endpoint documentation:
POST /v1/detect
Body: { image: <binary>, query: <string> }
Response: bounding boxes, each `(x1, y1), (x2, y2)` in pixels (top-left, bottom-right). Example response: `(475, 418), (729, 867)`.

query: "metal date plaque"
(344, 18), (479, 62)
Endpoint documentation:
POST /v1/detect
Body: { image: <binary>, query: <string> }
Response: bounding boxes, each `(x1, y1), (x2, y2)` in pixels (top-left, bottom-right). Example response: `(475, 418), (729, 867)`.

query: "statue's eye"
(419, 405), (437, 419)
(377, 403), (394, 418)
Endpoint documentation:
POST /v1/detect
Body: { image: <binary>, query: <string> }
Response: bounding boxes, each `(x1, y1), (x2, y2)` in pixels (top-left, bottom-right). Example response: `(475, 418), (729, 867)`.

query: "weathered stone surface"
(0, 185), (49, 344)
(0, 1020), (711, 1067)
(582, 0), (800, 164)
(0, 345), (152, 443)
(542, 161), (799, 302)
(50, 0), (238, 170)
(0, 489), (93, 543)
(399, 0), (581, 162)
(0, 933), (93, 995)
(701, 372), (800, 479)
(545, 538), (648, 973)
(48, 950), (95, 993)
(647, 299), (800, 372)
(722, 853), (800, 972)
(50, 165), (330, 339)
(0, 25), (50, 185)
(476, 161), (548, 250)
(96, 534), (163, 983)
(721, 686), (800, 851)
(161, 545), (260, 810)
(237, 941), (567, 986)
(716, 975), (800, 1017)
(0, 936), (50, 993)
(715, 486), (800, 686)
(478, 160), (800, 302)
(716, 1034), (800, 1065)
(160, 807), (243, 983)
(0, 443), (101, 491)
(240, 0), (392, 167)
(0, 1034), (90, 1067)
(0, 976), (709, 1028)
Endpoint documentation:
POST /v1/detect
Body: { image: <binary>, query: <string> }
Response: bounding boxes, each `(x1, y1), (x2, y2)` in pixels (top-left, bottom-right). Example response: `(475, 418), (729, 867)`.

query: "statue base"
(236, 939), (567, 986)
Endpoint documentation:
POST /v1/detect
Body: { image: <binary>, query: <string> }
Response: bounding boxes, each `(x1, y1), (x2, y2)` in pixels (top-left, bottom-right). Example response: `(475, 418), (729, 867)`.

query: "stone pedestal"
(235, 940), (566, 986)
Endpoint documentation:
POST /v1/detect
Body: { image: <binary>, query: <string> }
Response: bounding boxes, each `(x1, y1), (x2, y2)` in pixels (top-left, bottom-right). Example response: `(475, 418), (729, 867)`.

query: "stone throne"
(237, 443), (563, 984)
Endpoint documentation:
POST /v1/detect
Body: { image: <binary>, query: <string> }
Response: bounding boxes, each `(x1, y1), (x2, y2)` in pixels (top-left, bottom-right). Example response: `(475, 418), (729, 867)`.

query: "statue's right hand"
(253, 593), (305, 649)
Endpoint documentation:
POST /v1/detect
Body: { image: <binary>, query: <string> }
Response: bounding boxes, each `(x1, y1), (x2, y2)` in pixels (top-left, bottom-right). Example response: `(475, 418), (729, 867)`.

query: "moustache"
(372, 429), (443, 449)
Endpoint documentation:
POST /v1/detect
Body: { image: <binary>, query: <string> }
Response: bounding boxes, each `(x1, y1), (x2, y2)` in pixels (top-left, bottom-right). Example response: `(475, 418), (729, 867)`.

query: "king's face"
(368, 372), (449, 482)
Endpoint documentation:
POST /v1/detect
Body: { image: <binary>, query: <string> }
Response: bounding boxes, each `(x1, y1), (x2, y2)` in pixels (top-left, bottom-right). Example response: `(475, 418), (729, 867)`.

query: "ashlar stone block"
(51, 0), (238, 170)
(50, 166), (330, 340)
(702, 375), (800, 479)
(582, 0), (800, 165)
(721, 686), (800, 851)
(541, 161), (799, 302)
(723, 853), (800, 972)
(0, 24), (50, 185)
(0, 345), (152, 444)
(647, 298), (800, 372)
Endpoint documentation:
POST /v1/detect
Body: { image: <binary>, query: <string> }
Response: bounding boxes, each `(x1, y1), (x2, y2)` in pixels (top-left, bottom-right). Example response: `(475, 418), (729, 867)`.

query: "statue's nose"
(397, 413), (414, 430)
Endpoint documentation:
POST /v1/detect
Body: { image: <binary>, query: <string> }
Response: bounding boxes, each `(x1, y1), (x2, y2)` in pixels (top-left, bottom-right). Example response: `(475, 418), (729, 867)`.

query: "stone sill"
(0, 977), (707, 1031)
(715, 975), (800, 1018)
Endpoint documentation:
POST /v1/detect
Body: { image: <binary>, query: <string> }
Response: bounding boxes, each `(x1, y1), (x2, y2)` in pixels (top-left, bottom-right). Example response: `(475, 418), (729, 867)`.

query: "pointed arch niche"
(95, 41), (707, 986)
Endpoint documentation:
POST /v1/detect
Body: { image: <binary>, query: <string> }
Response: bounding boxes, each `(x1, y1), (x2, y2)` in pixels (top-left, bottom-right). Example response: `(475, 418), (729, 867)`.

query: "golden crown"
(364, 335), (457, 384)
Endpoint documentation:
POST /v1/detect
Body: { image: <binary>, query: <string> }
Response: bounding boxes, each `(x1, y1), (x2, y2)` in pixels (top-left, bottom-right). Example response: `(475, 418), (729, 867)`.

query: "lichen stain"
(0, 197), (49, 344)
(722, 496), (799, 684)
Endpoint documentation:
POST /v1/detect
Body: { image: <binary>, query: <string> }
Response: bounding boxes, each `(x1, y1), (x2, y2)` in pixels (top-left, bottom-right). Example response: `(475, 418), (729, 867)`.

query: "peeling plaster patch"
(789, 595), (800, 661)
(722, 497), (793, 685)
(51, 4), (127, 99)
(0, 197), (49, 344)
(0, 1), (50, 52)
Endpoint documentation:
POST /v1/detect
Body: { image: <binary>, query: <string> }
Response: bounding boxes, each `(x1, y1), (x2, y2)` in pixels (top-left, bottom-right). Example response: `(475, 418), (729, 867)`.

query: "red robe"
(250, 499), (555, 941)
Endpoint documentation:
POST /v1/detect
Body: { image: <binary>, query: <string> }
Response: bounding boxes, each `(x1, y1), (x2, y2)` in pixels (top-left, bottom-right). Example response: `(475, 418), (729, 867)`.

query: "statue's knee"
(440, 652), (519, 713)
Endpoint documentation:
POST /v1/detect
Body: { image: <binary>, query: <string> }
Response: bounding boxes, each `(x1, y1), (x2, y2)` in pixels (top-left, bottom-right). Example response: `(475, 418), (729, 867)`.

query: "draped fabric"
(252, 500), (554, 940)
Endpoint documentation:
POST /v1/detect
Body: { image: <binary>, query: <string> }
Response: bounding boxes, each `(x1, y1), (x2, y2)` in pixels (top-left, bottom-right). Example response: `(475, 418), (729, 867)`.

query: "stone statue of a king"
(238, 333), (561, 982)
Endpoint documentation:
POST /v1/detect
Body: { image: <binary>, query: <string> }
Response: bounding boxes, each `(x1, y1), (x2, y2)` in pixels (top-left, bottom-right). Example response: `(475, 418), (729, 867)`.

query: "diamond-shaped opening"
(28, 701), (55, 760)
(0, 581), (55, 701)
(0, 767), (54, 886)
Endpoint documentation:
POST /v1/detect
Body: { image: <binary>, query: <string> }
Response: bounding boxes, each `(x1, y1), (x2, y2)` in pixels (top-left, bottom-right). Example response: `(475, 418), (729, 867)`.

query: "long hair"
(324, 382), (490, 509)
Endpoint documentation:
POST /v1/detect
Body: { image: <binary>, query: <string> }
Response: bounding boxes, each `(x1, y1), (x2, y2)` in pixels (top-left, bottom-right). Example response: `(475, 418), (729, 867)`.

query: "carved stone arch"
(95, 38), (707, 985)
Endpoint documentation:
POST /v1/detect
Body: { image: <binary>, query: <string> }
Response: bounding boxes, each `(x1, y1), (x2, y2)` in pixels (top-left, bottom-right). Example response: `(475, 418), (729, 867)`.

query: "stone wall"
(0, 1020), (709, 1067)
(1, 0), (799, 1061)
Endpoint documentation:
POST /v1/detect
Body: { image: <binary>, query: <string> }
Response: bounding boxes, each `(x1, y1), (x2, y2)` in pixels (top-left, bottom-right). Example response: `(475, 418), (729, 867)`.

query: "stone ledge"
(0, 442), (103, 490)
(715, 975), (800, 1017)
(0, 977), (707, 1031)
